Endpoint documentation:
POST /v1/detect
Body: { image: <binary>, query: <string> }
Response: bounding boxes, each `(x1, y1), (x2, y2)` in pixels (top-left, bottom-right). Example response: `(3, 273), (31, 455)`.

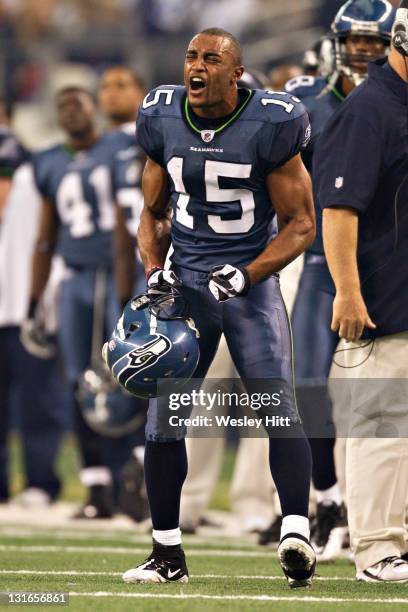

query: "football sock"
(80, 467), (112, 487)
(152, 528), (182, 547)
(280, 514), (310, 541)
(315, 482), (343, 506)
(268, 428), (311, 518)
(308, 437), (337, 490)
(144, 440), (188, 530)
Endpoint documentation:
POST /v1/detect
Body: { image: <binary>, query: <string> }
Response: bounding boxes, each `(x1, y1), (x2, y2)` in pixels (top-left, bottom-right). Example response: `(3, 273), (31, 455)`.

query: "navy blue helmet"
(103, 289), (200, 399)
(332, 0), (396, 84)
(77, 367), (146, 437)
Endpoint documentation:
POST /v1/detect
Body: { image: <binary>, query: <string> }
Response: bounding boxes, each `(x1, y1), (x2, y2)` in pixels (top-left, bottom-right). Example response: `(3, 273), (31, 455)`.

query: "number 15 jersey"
(136, 86), (311, 272)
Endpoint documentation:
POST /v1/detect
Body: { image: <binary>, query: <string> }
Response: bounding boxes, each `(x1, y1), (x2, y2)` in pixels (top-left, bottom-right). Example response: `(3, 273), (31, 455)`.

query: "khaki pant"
(333, 331), (408, 571)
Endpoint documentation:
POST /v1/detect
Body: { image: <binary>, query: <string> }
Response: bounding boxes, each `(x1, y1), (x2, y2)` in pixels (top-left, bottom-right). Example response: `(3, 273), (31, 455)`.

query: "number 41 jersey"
(33, 131), (133, 269)
(136, 86), (311, 272)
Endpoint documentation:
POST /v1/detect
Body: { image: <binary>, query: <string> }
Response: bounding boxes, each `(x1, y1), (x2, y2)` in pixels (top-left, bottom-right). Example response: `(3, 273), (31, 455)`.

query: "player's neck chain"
(184, 89), (254, 137)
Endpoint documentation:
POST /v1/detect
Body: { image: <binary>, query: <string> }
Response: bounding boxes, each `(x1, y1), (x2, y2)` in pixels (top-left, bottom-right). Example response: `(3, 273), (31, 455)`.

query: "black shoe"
(122, 540), (189, 583)
(258, 516), (282, 546)
(278, 533), (316, 588)
(118, 456), (150, 523)
(313, 501), (347, 552)
(72, 484), (114, 519)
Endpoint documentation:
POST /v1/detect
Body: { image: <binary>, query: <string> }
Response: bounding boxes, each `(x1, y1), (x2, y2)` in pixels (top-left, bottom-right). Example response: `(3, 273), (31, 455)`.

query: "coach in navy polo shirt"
(314, 39), (408, 582)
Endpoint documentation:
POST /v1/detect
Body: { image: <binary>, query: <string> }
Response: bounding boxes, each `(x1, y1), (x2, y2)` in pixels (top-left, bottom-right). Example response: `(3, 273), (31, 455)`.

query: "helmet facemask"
(332, 27), (390, 86)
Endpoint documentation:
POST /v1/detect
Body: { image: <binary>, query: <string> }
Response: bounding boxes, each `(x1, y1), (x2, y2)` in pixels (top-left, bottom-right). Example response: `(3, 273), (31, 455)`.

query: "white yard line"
(0, 545), (275, 557)
(0, 528), (259, 549)
(0, 569), (355, 581)
(68, 592), (408, 604)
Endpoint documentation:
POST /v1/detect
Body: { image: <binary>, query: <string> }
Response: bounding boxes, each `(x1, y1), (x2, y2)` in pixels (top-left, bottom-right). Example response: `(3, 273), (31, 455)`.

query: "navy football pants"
(145, 267), (312, 529)
(291, 255), (339, 490)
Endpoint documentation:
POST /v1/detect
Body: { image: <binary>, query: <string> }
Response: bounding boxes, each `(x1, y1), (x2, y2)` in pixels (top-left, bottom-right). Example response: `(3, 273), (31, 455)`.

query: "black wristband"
(28, 298), (38, 319)
(146, 266), (163, 282)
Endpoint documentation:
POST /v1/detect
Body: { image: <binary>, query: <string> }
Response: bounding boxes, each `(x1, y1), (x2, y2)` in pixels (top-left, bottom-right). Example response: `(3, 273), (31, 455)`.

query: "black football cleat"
(72, 484), (114, 519)
(258, 515), (282, 546)
(123, 540), (189, 584)
(313, 501), (347, 550)
(278, 533), (316, 588)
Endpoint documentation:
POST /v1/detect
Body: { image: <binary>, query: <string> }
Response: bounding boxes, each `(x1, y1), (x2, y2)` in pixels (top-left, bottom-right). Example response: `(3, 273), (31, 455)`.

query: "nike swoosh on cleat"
(167, 568), (181, 579)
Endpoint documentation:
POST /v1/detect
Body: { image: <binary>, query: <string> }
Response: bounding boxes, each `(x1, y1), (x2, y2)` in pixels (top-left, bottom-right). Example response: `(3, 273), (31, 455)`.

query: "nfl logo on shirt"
(335, 176), (344, 189)
(201, 130), (215, 143)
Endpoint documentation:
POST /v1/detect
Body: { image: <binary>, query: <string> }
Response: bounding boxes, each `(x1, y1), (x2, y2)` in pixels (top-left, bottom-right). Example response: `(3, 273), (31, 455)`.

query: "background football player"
(22, 87), (141, 519)
(121, 27), (317, 588)
(98, 66), (150, 521)
(282, 0), (396, 560)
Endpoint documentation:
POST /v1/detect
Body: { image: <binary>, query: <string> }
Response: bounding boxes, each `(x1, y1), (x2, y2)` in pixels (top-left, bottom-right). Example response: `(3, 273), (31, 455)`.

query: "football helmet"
(332, 0), (396, 85)
(103, 287), (200, 399)
(302, 36), (334, 77)
(77, 366), (146, 437)
(238, 68), (268, 90)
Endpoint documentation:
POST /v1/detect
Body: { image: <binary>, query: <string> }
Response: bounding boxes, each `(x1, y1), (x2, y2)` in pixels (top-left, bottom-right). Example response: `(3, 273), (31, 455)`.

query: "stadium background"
(2, 0), (362, 150)
(1, 0), (407, 609)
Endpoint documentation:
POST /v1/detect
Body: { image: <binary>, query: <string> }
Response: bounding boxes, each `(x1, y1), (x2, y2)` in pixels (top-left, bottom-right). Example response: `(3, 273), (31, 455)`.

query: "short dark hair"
(101, 65), (146, 91)
(55, 86), (96, 103)
(198, 28), (243, 65)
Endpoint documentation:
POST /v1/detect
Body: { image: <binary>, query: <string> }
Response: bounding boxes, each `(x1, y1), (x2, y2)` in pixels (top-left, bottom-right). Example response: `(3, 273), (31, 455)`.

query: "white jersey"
(0, 163), (65, 329)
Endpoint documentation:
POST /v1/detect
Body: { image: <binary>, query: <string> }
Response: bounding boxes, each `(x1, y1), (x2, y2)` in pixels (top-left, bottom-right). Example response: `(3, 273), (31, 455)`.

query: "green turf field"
(1, 528), (408, 611)
(4, 434), (408, 610)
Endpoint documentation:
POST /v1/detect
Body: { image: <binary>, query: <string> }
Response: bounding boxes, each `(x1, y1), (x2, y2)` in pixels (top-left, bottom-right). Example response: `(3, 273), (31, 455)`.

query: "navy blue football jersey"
(113, 123), (145, 236)
(136, 86), (310, 272)
(33, 131), (133, 269)
(285, 75), (343, 255)
(0, 127), (28, 178)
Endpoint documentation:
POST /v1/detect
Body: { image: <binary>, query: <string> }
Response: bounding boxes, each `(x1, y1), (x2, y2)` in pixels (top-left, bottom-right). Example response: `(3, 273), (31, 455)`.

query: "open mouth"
(189, 76), (206, 94)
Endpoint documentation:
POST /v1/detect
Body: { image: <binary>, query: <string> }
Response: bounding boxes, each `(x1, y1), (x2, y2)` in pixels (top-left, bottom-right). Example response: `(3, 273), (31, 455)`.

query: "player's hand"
(208, 265), (250, 302)
(147, 268), (181, 296)
(20, 318), (56, 359)
(331, 290), (376, 342)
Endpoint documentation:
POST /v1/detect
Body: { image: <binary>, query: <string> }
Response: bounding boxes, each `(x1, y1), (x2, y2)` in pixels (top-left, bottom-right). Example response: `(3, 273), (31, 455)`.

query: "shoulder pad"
(32, 144), (62, 165)
(250, 89), (308, 124)
(284, 75), (327, 98)
(139, 85), (185, 118)
(101, 130), (134, 150)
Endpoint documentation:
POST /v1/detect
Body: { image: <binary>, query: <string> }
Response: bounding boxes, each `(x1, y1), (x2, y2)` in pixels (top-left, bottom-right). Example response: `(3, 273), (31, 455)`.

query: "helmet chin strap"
(149, 311), (158, 335)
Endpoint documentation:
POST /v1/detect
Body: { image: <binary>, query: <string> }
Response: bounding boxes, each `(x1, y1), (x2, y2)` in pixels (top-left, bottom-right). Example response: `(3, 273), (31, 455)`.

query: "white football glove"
(20, 318), (56, 359)
(147, 268), (181, 295)
(208, 264), (250, 302)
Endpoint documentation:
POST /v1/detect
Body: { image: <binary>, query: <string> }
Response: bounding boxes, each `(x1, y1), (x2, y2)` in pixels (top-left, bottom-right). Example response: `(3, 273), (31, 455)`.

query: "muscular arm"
(114, 206), (136, 306)
(323, 207), (375, 341)
(29, 198), (58, 305)
(137, 156), (171, 272)
(246, 154), (315, 284)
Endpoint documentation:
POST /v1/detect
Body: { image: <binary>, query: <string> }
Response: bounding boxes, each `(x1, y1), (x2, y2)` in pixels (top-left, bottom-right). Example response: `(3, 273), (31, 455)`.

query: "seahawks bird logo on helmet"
(116, 335), (172, 389)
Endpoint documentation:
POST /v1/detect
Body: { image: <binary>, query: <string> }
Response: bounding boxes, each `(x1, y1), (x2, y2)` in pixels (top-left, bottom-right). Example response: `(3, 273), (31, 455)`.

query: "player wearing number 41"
(121, 28), (316, 589)
(22, 87), (144, 519)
